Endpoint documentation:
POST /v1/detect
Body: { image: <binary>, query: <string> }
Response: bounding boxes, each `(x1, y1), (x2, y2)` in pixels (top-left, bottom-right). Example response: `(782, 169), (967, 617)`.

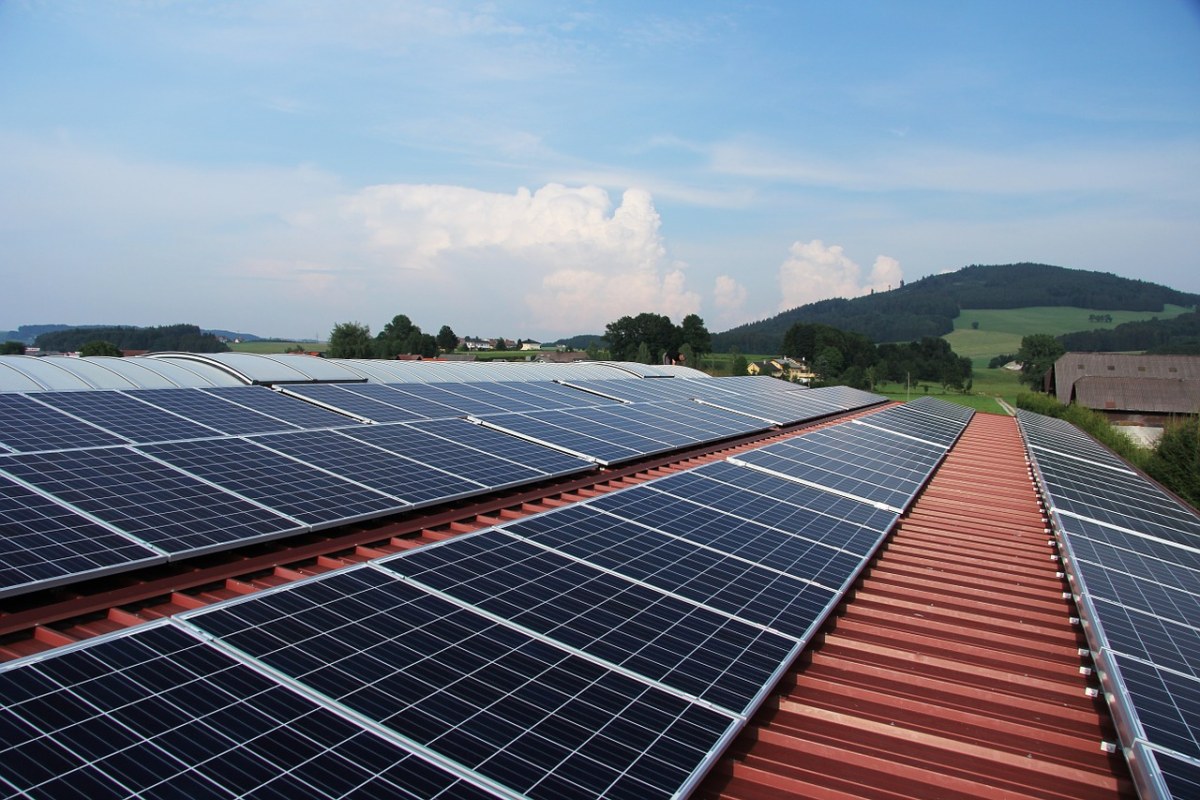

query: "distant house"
(1048, 352), (1200, 423)
(462, 337), (492, 351)
(746, 357), (812, 383)
(520, 341), (541, 351)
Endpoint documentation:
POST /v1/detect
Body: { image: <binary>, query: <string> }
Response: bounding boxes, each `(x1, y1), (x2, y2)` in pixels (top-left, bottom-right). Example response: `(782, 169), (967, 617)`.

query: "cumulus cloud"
(711, 274), (748, 325)
(338, 182), (699, 335)
(778, 239), (903, 310)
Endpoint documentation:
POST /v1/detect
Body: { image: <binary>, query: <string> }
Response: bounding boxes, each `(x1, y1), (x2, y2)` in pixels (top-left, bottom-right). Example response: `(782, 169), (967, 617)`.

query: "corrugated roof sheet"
(1072, 375), (1200, 414)
(698, 411), (1135, 800)
(1054, 352), (1200, 408)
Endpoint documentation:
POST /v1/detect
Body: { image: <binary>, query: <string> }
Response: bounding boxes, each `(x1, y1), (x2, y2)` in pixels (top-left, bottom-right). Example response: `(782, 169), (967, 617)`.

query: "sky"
(2, 1), (1198, 342)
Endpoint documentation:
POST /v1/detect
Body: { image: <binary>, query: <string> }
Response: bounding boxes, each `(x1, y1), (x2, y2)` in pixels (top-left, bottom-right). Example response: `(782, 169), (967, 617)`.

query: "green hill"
(713, 263), (1200, 354)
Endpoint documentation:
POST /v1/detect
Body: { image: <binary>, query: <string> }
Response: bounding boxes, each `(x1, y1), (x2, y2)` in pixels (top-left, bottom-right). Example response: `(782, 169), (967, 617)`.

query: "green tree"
(635, 341), (653, 364)
(730, 350), (748, 376)
(1, 341), (25, 355)
(375, 314), (418, 358)
(328, 321), (373, 358)
(80, 340), (122, 357)
(1015, 333), (1065, 389)
(436, 325), (459, 353)
(1145, 418), (1200, 509)
(604, 313), (678, 361)
(678, 343), (696, 368)
(813, 346), (844, 383)
(679, 314), (712, 356)
(412, 333), (439, 358)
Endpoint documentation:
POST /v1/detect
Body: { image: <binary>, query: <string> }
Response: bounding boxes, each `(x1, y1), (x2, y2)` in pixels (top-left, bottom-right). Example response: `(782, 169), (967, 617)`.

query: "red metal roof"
(697, 411), (1136, 800)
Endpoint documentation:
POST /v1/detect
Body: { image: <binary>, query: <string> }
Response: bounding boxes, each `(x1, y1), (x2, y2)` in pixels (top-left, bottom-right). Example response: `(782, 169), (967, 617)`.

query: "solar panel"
(858, 403), (968, 447)
(140, 437), (410, 529)
(0, 623), (494, 799)
(0, 473), (163, 598)
(1019, 410), (1200, 797)
(201, 385), (362, 429)
(1107, 652), (1200, 762)
(0, 447), (304, 556)
(250, 429), (485, 506)
(125, 387), (305, 435)
(341, 382), (466, 419)
(696, 389), (846, 426)
(474, 412), (645, 465)
(731, 435), (919, 511)
(1145, 747), (1200, 800)
(683, 460), (899, 541)
(392, 383), (510, 416)
(187, 567), (738, 800)
(380, 530), (798, 715)
(281, 383), (426, 423)
(339, 424), (547, 489)
(587, 481), (875, 589)
(0, 393), (128, 452)
(407, 418), (595, 478)
(32, 390), (221, 444)
(504, 504), (837, 640)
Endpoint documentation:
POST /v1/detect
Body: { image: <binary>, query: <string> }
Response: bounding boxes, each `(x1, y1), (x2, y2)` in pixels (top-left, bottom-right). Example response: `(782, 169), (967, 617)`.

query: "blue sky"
(2, 1), (1198, 341)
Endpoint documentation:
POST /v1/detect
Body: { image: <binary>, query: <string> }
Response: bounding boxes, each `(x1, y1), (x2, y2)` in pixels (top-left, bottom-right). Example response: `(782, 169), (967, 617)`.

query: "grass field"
(945, 305), (1192, 368)
(873, 365), (1022, 415)
(230, 340), (326, 354)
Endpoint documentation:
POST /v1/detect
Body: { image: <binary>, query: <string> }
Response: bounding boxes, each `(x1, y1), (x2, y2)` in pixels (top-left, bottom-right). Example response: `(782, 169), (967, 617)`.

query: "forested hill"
(34, 324), (229, 353)
(713, 263), (1200, 354)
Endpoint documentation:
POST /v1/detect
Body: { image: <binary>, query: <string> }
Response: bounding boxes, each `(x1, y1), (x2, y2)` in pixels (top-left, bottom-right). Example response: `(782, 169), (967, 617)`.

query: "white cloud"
(338, 182), (699, 335)
(778, 240), (903, 311)
(711, 275), (748, 326)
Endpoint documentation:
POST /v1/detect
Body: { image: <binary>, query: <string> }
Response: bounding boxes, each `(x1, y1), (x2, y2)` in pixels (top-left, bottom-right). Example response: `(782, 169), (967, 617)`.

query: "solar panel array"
(0, 396), (972, 799)
(1018, 410), (1200, 800)
(0, 387), (598, 599)
(470, 385), (886, 466)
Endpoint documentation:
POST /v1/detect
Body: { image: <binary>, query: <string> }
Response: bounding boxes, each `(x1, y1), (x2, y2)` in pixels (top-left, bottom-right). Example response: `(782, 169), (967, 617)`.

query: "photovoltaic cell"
(126, 387), (305, 435)
(0, 394), (128, 452)
(140, 437), (409, 528)
(733, 439), (916, 510)
(505, 504), (837, 640)
(0, 448), (303, 556)
(0, 473), (163, 598)
(475, 412), (644, 464)
(380, 530), (797, 715)
(250, 429), (485, 506)
(0, 623), (492, 799)
(406, 418), (594, 478)
(1088, 597), (1200, 682)
(1109, 652), (1200, 762)
(587, 483), (869, 590)
(339, 424), (547, 489)
(282, 383), (427, 423)
(188, 567), (737, 800)
(201, 385), (362, 429)
(342, 383), (465, 419)
(32, 390), (221, 444)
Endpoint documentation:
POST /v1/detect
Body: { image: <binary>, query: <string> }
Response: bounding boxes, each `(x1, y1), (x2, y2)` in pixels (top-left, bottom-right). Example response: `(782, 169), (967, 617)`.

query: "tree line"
(602, 313), (712, 366)
(327, 316), (461, 359)
(33, 324), (229, 354)
(779, 322), (973, 392)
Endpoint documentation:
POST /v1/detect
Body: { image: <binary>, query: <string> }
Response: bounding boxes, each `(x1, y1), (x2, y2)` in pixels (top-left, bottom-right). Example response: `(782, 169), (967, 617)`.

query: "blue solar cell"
(32, 390), (221, 444)
(341, 382), (465, 418)
(505, 504), (837, 640)
(188, 567), (737, 800)
(404, 418), (594, 477)
(0, 474), (163, 597)
(0, 448), (303, 556)
(0, 623), (492, 799)
(393, 383), (510, 416)
(588, 483), (869, 589)
(0, 393), (128, 452)
(250, 429), (484, 506)
(733, 443), (914, 510)
(140, 437), (409, 528)
(381, 530), (798, 715)
(1090, 597), (1200, 682)
(126, 387), (304, 435)
(201, 385), (361, 429)
(282, 383), (426, 423)
(340, 423), (546, 488)
(1111, 653), (1200, 762)
(682, 461), (898, 539)
(477, 412), (643, 464)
